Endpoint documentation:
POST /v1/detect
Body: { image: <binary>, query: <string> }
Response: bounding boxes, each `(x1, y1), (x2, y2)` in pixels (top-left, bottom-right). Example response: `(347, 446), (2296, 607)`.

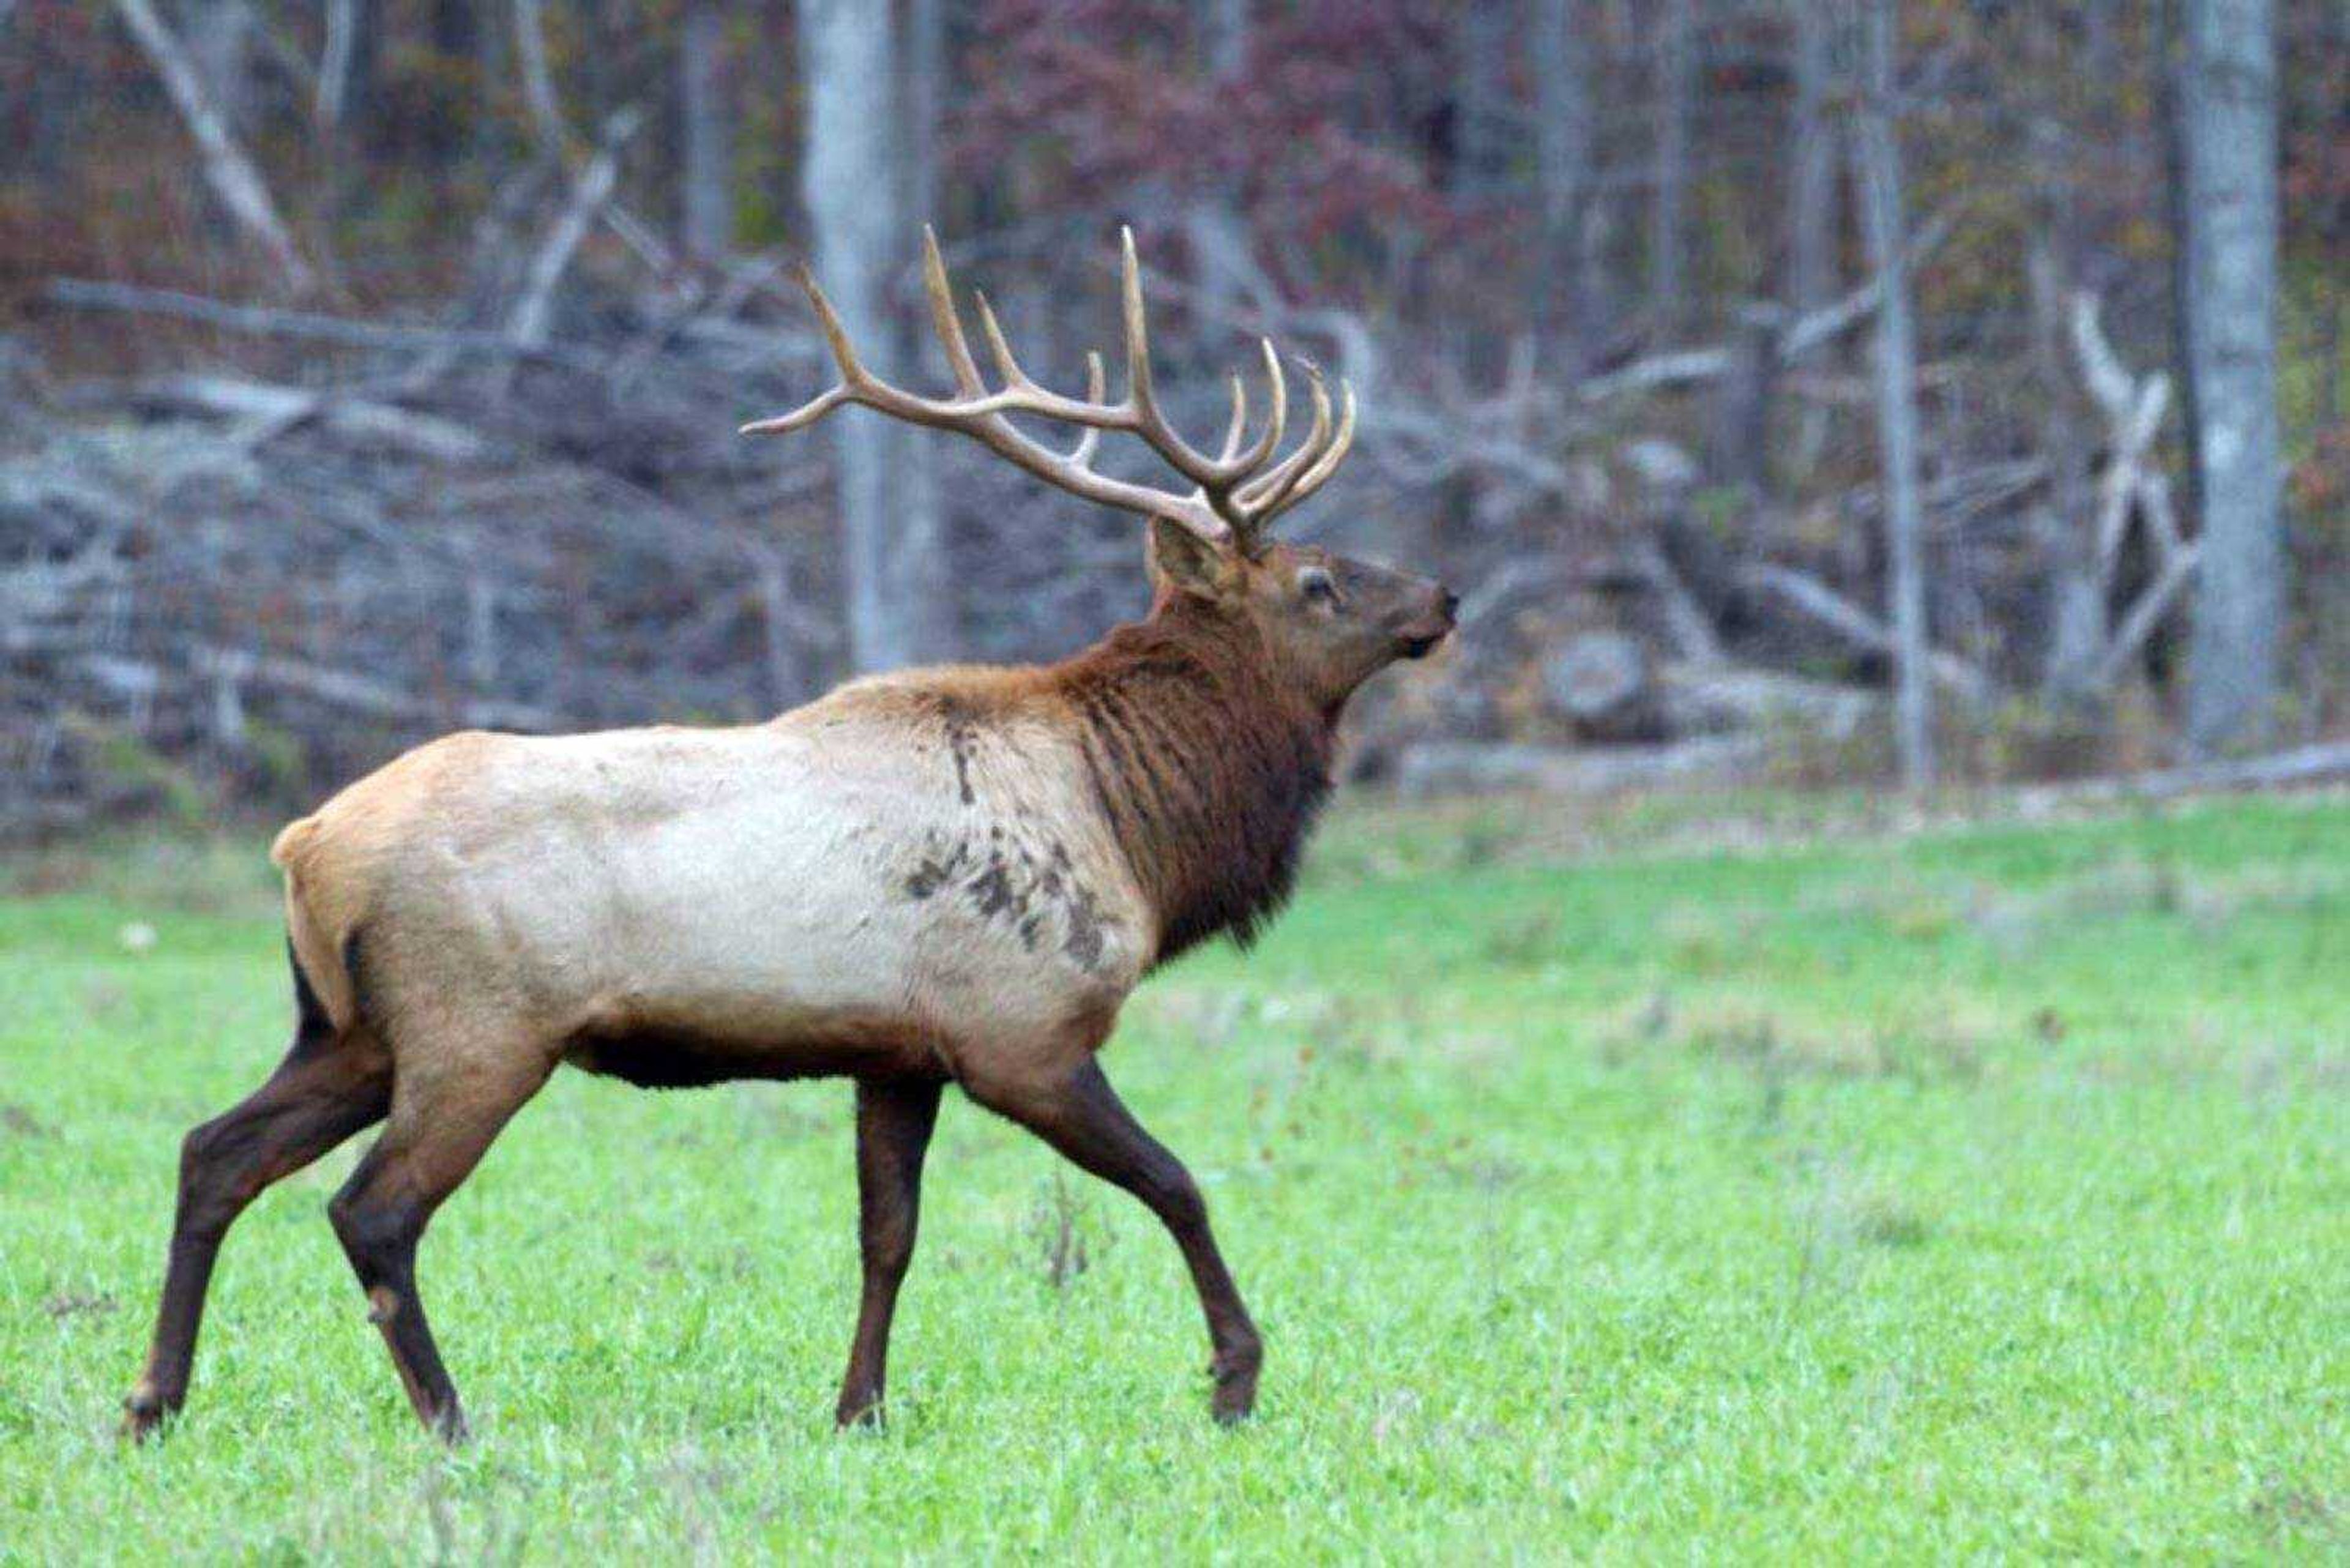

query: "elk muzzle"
(1395, 585), (1459, 659)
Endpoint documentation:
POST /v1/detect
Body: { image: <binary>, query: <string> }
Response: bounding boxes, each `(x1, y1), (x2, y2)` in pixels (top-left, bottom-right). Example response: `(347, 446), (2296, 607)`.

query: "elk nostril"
(1439, 589), (1460, 621)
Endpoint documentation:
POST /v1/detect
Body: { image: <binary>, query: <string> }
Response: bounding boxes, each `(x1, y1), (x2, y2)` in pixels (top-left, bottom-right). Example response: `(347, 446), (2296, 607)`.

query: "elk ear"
(1147, 516), (1236, 600)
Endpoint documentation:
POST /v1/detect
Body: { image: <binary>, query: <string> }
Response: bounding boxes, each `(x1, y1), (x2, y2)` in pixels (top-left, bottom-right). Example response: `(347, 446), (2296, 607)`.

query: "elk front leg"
(966, 1059), (1262, 1422)
(835, 1076), (944, 1428)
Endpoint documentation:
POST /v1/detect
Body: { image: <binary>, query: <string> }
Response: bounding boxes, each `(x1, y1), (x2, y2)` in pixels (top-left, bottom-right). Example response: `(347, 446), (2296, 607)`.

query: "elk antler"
(742, 227), (1356, 549)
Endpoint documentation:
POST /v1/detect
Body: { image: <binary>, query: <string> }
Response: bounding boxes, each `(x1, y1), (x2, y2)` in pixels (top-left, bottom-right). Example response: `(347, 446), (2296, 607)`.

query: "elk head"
(743, 228), (1455, 705)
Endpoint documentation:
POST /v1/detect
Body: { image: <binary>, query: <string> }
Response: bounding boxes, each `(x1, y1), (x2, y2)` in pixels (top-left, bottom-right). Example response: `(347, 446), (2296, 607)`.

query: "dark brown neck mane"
(1053, 598), (1336, 966)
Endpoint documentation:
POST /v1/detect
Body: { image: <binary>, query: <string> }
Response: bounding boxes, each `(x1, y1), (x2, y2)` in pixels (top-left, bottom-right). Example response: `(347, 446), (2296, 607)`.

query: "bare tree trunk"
(317, 0), (363, 128)
(112, 0), (314, 295)
(1788, 0), (1837, 318)
(2029, 234), (2106, 709)
(1649, 0), (1695, 330)
(1450, 0), (1511, 385)
(678, 0), (733, 258)
(2180, 0), (2283, 753)
(803, 0), (949, 673)
(513, 0), (567, 153)
(1451, 0), (1512, 200)
(507, 111), (637, 349)
(894, 0), (950, 652)
(1851, 0), (1933, 788)
(1534, 0), (1598, 372)
(2156, 0), (2203, 528)
(186, 0), (253, 132)
(1783, 0), (1840, 477)
(900, 0), (944, 231)
(1186, 0), (1254, 326)
(2024, 41), (2103, 714)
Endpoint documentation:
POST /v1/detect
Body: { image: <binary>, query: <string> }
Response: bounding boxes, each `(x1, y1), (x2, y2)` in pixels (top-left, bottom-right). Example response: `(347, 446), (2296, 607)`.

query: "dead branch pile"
(2, 263), (857, 831)
(1, 212), (2217, 829)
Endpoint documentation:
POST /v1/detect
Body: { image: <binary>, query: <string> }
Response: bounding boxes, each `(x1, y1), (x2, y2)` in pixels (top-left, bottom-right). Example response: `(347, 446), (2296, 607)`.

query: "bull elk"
(122, 229), (1455, 1441)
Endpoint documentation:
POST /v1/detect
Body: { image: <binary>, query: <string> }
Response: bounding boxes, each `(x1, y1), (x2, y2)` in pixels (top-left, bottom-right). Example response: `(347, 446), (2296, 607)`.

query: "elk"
(122, 229), (1455, 1443)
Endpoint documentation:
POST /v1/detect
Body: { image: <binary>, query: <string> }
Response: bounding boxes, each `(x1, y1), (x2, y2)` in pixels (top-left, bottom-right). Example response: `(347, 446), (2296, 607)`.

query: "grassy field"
(1, 793), (2343, 1561)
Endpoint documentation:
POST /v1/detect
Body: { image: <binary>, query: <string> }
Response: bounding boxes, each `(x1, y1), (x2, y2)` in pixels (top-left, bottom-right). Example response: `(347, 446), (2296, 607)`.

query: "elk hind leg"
(124, 956), (391, 1441)
(329, 1047), (550, 1443)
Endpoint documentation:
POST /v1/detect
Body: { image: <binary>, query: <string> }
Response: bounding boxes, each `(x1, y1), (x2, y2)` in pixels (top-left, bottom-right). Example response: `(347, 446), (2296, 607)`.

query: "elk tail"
(272, 816), (365, 1035)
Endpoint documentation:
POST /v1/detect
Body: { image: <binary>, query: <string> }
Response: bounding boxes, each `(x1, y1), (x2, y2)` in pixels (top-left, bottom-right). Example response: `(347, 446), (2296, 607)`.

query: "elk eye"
(1299, 569), (1338, 605)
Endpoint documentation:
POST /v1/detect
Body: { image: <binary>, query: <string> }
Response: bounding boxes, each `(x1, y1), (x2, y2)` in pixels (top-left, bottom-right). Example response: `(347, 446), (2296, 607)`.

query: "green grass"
(2, 794), (2344, 1561)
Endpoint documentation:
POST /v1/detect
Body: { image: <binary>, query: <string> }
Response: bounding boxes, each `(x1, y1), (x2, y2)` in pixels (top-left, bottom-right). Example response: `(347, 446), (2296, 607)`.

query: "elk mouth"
(1395, 591), (1460, 659)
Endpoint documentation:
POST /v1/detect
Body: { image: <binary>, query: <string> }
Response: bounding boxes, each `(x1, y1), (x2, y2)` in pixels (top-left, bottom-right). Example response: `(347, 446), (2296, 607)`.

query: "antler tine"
(1235, 362), (1334, 518)
(739, 266), (870, 434)
(1251, 338), (1286, 468)
(919, 226), (988, 398)
(742, 231), (1368, 547)
(1067, 353), (1106, 468)
(1116, 228), (1285, 497)
(1261, 379), (1357, 523)
(1214, 343), (1285, 465)
(971, 290), (1037, 395)
(739, 380), (848, 436)
(1216, 374), (1247, 463)
(1119, 226), (1155, 414)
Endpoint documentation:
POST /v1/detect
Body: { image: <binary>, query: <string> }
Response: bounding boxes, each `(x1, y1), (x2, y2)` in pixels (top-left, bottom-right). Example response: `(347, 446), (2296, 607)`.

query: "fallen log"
(1656, 663), (1879, 739)
(124, 376), (491, 461)
(2013, 744), (2350, 808)
(44, 280), (603, 369)
(1740, 562), (1993, 701)
(187, 645), (568, 733)
(1543, 631), (1651, 735)
(1395, 734), (1769, 797)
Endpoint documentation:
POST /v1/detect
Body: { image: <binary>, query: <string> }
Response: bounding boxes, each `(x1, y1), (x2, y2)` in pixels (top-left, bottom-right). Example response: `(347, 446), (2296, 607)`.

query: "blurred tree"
(1650, 0), (1695, 331)
(317, 0), (370, 132)
(186, 0), (252, 133)
(678, 0), (733, 258)
(7, 0), (2341, 799)
(1852, 0), (1933, 787)
(2180, 0), (2285, 752)
(1786, 0), (1838, 321)
(110, 0), (313, 294)
(1185, 0), (1255, 326)
(1534, 0), (1600, 375)
(802, 0), (953, 673)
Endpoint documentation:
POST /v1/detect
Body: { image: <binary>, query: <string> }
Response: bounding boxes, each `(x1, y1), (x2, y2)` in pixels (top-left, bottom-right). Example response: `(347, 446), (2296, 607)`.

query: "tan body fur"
(277, 674), (1150, 1110)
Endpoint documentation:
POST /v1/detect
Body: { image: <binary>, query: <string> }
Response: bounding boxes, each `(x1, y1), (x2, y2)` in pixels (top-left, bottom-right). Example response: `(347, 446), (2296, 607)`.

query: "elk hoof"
(1209, 1345), (1261, 1425)
(119, 1387), (173, 1444)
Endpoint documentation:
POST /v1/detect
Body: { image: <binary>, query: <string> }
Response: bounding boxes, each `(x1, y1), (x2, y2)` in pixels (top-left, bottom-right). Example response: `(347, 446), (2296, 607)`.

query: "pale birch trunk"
(802, 0), (950, 673)
(679, 0), (733, 258)
(1534, 0), (1598, 372)
(1852, 0), (1933, 786)
(1186, 0), (1254, 326)
(1650, 0), (1695, 329)
(2180, 0), (2283, 753)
